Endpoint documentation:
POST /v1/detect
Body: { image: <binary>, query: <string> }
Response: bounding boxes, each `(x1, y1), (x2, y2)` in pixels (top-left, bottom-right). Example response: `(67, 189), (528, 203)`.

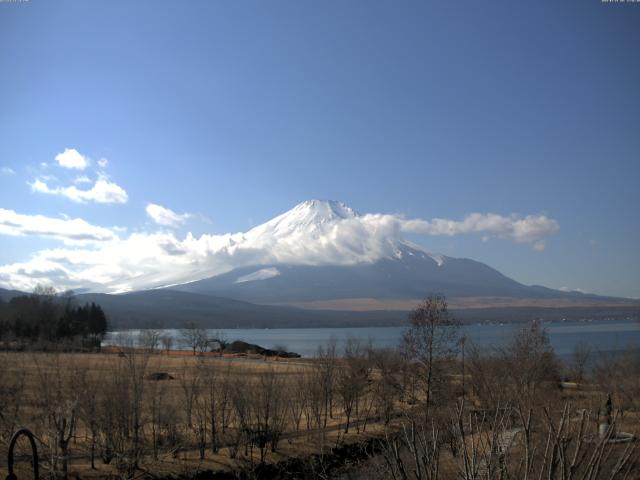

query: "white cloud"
(0, 232), (238, 293)
(74, 175), (92, 184)
(0, 201), (561, 293)
(31, 178), (128, 204)
(55, 148), (89, 170)
(146, 203), (192, 227)
(97, 158), (109, 168)
(1, 167), (15, 176)
(398, 212), (559, 250)
(0, 208), (118, 245)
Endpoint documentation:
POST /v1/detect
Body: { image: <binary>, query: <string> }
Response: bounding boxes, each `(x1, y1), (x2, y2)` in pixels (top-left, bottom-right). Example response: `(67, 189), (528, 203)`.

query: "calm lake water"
(105, 319), (640, 358)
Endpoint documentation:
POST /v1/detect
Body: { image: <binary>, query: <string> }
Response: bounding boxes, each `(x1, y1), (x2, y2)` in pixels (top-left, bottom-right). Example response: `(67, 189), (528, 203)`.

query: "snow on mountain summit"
(295, 199), (359, 220)
(238, 199), (443, 269)
(245, 200), (359, 239)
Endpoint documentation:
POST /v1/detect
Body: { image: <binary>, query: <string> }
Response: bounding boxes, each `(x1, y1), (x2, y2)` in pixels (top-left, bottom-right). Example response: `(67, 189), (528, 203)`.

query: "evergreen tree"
(0, 286), (109, 348)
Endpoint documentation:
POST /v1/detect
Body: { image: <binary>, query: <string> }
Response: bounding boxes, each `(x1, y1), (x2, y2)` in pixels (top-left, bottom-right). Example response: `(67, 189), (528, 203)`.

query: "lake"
(105, 319), (640, 358)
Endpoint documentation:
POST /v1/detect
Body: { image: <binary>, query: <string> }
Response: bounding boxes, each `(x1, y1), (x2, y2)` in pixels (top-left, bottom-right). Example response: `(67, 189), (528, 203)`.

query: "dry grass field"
(0, 347), (404, 479)
(2, 317), (640, 479)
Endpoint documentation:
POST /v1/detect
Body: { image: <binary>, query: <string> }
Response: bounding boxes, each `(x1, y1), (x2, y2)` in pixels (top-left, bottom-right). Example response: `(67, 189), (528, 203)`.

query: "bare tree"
(201, 360), (220, 453)
(594, 345), (640, 413)
(370, 347), (404, 426)
(304, 368), (325, 437)
(34, 354), (81, 480)
(570, 340), (592, 386)
(379, 401), (638, 480)
(337, 339), (371, 433)
(0, 353), (25, 447)
(133, 352), (150, 468)
(160, 334), (174, 353)
(458, 403), (637, 480)
(84, 350), (151, 475)
(467, 344), (510, 410)
(180, 322), (209, 355)
(468, 321), (560, 411)
(288, 368), (309, 432)
(178, 360), (201, 428)
(247, 368), (287, 463)
(501, 320), (560, 408)
(210, 330), (228, 352)
(380, 415), (440, 480)
(230, 376), (251, 459)
(218, 362), (233, 434)
(95, 356), (127, 466)
(139, 329), (161, 352)
(146, 373), (165, 461)
(144, 351), (173, 462)
(403, 295), (459, 416)
(314, 339), (338, 428)
(191, 368), (208, 460)
(77, 363), (101, 469)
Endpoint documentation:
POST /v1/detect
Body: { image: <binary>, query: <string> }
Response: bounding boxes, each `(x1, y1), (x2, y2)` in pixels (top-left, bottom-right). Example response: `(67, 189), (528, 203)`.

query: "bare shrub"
(379, 402), (638, 480)
(468, 320), (561, 410)
(594, 345), (640, 414)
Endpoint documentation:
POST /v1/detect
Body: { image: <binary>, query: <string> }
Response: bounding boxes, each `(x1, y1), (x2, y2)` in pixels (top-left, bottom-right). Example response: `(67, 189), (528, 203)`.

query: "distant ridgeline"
(0, 286), (108, 349)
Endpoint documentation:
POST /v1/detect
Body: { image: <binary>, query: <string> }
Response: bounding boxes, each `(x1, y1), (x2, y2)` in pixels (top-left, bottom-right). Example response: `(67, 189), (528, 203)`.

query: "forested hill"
(0, 287), (107, 346)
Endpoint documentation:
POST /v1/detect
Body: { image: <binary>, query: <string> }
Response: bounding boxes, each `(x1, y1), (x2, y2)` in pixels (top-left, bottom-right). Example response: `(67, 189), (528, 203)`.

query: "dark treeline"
(0, 286), (107, 348)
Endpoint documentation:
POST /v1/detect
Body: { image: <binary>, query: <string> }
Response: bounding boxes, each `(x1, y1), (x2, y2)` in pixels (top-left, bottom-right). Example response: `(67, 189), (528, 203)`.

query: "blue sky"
(0, 0), (638, 297)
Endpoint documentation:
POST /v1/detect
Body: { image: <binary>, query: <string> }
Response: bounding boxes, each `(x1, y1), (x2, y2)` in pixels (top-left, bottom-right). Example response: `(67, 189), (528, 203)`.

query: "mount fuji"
(4, 200), (635, 328)
(168, 200), (627, 310)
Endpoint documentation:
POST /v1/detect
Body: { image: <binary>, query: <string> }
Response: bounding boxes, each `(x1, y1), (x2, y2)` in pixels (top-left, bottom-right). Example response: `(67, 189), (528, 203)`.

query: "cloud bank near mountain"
(0, 200), (559, 293)
(399, 213), (559, 251)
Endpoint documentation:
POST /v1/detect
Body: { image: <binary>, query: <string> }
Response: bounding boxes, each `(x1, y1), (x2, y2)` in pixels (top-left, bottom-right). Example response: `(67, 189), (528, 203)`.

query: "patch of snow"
(428, 254), (445, 267)
(399, 240), (446, 266)
(234, 267), (281, 284)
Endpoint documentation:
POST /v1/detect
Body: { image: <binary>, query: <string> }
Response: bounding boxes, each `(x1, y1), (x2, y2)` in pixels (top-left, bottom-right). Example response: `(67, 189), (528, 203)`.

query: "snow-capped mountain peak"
(268, 199), (358, 227)
(245, 199), (359, 239)
(233, 199), (447, 273)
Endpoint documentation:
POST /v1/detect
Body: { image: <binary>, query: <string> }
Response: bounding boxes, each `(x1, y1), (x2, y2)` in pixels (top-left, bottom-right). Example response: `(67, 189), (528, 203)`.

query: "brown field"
(0, 348), (402, 479)
(2, 322), (640, 480)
